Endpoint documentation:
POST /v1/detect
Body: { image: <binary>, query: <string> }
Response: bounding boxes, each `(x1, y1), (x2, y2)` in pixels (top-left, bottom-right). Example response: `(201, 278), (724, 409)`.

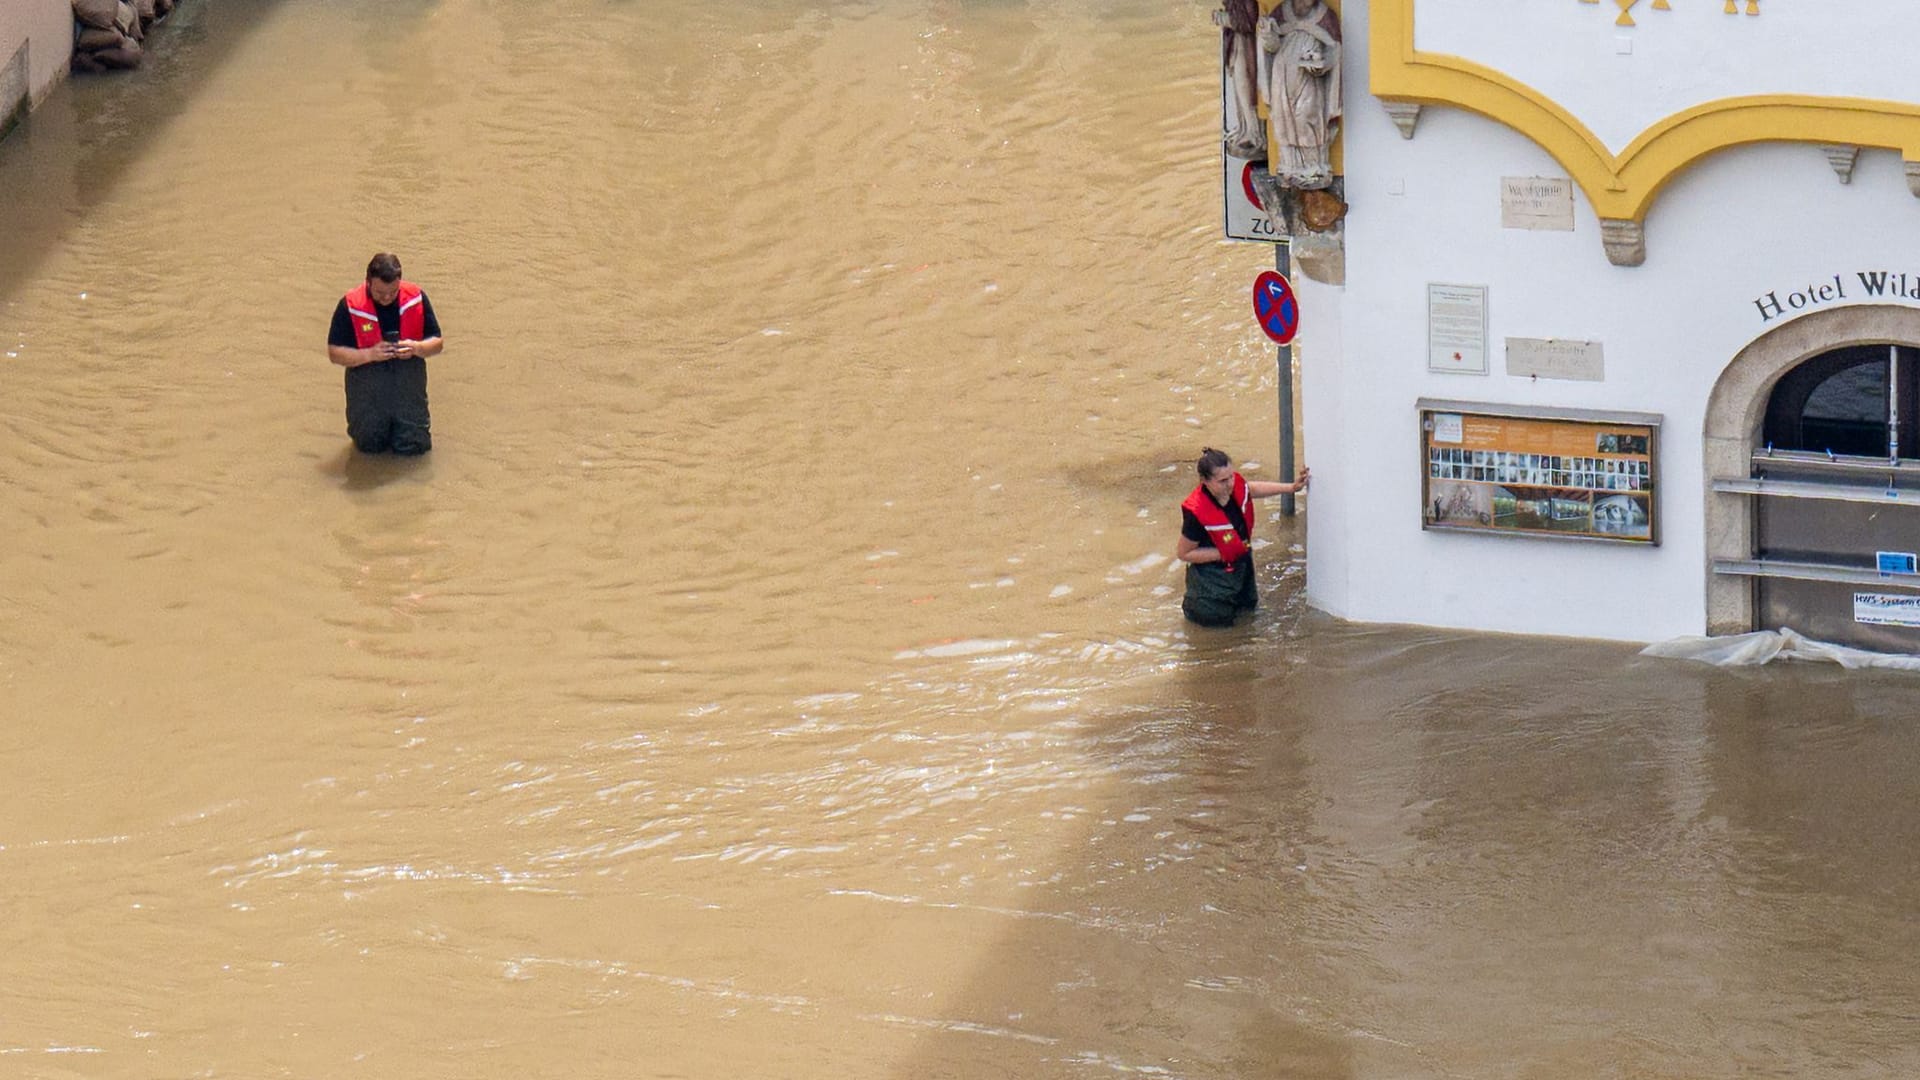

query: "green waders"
(345, 356), (432, 455)
(1182, 559), (1257, 627)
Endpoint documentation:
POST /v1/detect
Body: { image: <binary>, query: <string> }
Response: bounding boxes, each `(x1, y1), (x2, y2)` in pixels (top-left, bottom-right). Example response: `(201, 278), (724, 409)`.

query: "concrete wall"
(0, 0), (72, 136)
(1301, 0), (1920, 642)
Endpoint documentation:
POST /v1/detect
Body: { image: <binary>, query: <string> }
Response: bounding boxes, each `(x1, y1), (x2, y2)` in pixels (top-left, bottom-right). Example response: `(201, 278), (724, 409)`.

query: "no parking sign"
(1252, 270), (1299, 345)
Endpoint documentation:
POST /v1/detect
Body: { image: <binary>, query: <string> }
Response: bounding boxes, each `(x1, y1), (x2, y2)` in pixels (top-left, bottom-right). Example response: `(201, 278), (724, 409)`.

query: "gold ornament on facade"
(1298, 189), (1348, 232)
(1580, 0), (1757, 26)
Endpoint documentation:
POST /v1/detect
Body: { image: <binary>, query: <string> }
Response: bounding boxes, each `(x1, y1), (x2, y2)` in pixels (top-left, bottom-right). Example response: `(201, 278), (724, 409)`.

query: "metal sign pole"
(1276, 241), (1297, 517)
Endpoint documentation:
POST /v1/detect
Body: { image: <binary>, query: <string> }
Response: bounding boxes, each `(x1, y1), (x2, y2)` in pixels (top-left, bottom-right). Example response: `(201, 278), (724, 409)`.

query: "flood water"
(2, 2), (1918, 1076)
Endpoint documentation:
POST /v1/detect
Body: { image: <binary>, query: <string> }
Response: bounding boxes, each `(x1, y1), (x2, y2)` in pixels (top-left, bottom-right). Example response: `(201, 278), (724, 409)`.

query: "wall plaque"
(1427, 284), (1489, 374)
(1505, 337), (1604, 381)
(1500, 176), (1575, 231)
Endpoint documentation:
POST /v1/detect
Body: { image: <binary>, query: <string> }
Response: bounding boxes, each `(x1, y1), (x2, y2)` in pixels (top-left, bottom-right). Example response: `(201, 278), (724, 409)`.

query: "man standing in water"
(1176, 447), (1309, 627)
(327, 253), (445, 455)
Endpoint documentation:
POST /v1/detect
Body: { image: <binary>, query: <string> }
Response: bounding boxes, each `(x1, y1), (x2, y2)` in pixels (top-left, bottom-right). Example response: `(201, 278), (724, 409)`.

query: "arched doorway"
(1704, 307), (1920, 651)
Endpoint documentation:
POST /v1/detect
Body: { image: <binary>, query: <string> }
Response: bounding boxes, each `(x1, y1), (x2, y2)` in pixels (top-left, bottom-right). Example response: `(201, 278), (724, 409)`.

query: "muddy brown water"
(1, 2), (1916, 1076)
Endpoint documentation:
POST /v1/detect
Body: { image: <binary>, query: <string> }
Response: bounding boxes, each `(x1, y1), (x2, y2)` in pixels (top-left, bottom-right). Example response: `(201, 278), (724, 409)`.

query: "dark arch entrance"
(1704, 307), (1920, 642)
(1745, 343), (1920, 651)
(1761, 344), (1920, 460)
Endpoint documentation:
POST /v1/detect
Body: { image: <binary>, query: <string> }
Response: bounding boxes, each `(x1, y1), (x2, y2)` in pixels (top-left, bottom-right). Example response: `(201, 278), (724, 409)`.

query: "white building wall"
(1305, 0), (1920, 642)
(1296, 266), (1352, 617)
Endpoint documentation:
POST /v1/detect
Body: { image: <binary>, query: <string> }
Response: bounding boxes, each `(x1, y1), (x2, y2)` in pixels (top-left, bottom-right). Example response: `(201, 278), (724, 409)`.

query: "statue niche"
(1213, 0), (1267, 160)
(1214, 0), (1348, 283)
(1257, 0), (1341, 192)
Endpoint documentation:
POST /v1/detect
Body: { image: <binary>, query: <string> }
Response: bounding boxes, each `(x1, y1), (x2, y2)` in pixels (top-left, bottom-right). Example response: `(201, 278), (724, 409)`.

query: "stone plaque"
(1505, 337), (1604, 381)
(1500, 176), (1575, 231)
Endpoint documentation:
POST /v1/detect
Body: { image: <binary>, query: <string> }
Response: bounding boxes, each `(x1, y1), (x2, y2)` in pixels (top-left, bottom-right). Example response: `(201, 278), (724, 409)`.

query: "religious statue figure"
(1257, 0), (1341, 190)
(1212, 0), (1266, 159)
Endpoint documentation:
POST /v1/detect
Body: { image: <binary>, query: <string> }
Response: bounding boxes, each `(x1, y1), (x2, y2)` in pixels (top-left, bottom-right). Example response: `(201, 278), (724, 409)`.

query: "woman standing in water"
(1176, 447), (1309, 627)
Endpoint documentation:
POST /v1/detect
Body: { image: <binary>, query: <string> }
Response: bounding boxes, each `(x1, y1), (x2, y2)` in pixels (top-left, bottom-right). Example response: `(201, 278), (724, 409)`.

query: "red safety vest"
(344, 281), (426, 349)
(1183, 473), (1253, 571)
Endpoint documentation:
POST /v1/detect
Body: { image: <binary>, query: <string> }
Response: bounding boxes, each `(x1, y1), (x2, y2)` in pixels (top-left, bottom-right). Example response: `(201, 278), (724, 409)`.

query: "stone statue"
(1257, 0), (1342, 190)
(1212, 0), (1266, 160)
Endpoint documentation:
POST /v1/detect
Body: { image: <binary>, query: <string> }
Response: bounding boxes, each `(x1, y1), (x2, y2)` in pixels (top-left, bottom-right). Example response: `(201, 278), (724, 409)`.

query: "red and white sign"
(1224, 157), (1281, 243)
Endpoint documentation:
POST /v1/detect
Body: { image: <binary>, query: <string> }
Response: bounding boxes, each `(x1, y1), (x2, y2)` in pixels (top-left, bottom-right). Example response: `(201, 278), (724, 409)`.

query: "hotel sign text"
(1753, 273), (1920, 324)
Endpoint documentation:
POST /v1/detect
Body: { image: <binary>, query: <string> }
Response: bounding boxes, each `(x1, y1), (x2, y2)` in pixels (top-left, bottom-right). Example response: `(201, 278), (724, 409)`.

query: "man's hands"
(329, 337), (441, 368)
(335, 341), (414, 367)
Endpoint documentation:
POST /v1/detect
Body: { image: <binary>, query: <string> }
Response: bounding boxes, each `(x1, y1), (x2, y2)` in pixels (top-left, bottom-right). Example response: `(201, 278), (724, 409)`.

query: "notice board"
(1419, 400), (1662, 545)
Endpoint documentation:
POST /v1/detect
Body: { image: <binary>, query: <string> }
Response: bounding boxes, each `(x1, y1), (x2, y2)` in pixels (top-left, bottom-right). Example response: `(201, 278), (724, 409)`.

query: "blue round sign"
(1252, 270), (1299, 345)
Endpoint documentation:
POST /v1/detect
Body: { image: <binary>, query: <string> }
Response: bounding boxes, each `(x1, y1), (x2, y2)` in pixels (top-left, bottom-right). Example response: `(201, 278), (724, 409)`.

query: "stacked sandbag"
(70, 0), (180, 74)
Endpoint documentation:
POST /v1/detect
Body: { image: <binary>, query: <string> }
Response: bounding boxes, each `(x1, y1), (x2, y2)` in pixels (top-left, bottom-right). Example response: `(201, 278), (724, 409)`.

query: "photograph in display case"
(1420, 403), (1660, 544)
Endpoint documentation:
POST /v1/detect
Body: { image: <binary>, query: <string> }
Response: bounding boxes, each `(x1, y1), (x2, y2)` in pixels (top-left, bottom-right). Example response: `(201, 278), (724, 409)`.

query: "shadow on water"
(316, 443), (434, 492)
(873, 515), (1362, 1078)
(0, 0), (293, 303)
(880, 509), (1920, 1076)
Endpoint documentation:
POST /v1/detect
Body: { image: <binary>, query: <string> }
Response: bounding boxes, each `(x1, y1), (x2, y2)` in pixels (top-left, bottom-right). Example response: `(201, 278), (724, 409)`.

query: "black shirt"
(1181, 490), (1250, 549)
(328, 291), (442, 348)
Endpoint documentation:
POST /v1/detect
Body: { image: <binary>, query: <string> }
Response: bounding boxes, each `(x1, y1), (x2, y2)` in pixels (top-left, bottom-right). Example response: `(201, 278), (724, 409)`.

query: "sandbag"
(76, 26), (126, 50)
(73, 0), (118, 30)
(70, 48), (106, 73)
(134, 0), (155, 19)
(113, 0), (137, 35)
(93, 41), (142, 69)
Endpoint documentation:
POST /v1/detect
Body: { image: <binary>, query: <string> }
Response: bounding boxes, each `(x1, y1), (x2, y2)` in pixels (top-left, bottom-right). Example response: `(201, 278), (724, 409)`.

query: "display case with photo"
(1419, 401), (1661, 545)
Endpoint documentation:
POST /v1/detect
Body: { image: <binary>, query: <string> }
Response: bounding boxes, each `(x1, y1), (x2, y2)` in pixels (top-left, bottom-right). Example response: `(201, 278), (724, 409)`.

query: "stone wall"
(0, 0), (188, 142)
(0, 0), (72, 138)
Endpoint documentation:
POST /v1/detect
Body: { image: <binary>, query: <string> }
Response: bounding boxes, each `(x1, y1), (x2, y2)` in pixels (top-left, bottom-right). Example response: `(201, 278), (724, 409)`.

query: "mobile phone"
(382, 329), (401, 344)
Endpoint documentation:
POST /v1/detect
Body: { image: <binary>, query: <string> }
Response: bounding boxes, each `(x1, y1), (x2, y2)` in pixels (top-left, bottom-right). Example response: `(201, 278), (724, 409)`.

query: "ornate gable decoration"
(1583, 0), (1759, 27)
(1375, 0), (1920, 266)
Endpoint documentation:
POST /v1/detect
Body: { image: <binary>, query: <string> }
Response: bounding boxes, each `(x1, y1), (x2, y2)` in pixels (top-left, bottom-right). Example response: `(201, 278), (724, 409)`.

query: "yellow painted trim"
(1371, 0), (1920, 223)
